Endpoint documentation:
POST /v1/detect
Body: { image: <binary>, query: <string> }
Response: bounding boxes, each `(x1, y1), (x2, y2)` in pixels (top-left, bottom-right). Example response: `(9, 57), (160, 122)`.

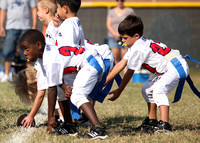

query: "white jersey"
(45, 21), (58, 45)
(84, 39), (114, 61)
(56, 17), (85, 46)
(123, 36), (173, 74)
(43, 44), (89, 87)
(34, 58), (48, 91)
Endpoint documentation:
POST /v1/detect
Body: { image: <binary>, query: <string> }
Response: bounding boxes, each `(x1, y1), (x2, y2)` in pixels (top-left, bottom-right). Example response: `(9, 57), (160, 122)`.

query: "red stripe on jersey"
(86, 39), (94, 45)
(63, 67), (78, 74)
(142, 63), (163, 75)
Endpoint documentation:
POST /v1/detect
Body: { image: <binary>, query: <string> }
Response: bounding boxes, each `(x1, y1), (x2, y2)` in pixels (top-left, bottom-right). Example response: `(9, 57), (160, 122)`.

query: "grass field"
(0, 69), (200, 143)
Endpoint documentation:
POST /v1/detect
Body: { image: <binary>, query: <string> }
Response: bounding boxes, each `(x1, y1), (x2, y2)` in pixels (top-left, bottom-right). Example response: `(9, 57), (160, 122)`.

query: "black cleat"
(86, 126), (108, 140)
(134, 117), (158, 132)
(54, 122), (78, 136)
(154, 120), (172, 132)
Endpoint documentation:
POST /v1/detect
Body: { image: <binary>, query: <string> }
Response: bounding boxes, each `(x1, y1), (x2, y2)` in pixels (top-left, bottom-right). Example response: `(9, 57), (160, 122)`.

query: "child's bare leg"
(58, 100), (72, 124)
(88, 97), (95, 107)
(159, 105), (169, 122)
(147, 103), (157, 119)
(80, 102), (101, 126)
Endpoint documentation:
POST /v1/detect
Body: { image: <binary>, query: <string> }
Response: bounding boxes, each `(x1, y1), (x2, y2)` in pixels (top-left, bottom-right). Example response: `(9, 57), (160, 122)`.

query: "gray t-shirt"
(1, 0), (37, 29)
(107, 7), (136, 37)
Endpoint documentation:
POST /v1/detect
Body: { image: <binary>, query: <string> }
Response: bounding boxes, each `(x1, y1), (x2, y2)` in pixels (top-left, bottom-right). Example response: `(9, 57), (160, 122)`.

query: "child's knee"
(70, 94), (89, 108)
(152, 89), (169, 106)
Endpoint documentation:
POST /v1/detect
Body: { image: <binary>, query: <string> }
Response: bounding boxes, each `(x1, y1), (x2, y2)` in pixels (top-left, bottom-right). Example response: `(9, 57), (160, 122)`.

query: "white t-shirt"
(123, 36), (172, 74)
(56, 17), (85, 46)
(45, 21), (58, 45)
(34, 58), (48, 90)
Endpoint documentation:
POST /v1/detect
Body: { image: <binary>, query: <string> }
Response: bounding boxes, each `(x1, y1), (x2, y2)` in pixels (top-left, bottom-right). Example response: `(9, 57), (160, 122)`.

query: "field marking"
(5, 98), (48, 143)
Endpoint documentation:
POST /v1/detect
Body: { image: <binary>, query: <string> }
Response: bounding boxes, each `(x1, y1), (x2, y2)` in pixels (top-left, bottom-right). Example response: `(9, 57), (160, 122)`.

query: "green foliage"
(0, 70), (199, 143)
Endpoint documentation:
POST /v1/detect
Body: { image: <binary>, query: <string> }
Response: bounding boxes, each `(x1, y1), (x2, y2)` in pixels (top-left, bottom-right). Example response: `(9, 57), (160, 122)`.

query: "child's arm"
(22, 90), (46, 127)
(46, 86), (57, 134)
(108, 69), (135, 101)
(31, 7), (37, 29)
(105, 58), (128, 86)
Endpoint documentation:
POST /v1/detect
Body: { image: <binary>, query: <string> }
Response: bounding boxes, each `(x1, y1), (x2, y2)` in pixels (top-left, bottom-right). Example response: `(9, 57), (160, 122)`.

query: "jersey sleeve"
(44, 63), (64, 87)
(34, 59), (48, 90)
(126, 50), (145, 71)
(1, 1), (7, 10)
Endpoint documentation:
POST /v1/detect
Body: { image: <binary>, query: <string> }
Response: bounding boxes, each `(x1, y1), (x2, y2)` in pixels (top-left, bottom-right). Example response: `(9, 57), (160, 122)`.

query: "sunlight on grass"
(0, 70), (199, 143)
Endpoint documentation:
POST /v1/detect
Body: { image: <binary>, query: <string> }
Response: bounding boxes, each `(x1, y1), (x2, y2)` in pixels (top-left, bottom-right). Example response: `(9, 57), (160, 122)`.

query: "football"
(17, 113), (36, 127)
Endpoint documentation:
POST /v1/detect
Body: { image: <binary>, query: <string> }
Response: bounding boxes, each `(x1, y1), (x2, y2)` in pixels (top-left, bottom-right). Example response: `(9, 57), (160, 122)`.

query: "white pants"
(71, 53), (104, 108)
(142, 57), (189, 107)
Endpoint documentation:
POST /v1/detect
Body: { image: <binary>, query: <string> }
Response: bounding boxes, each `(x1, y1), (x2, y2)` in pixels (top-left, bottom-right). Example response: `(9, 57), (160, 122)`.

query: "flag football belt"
(89, 60), (122, 103)
(169, 53), (200, 103)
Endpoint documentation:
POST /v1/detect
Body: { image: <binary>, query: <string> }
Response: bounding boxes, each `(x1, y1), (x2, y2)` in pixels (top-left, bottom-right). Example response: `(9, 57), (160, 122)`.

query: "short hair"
(11, 67), (37, 104)
(19, 29), (45, 48)
(56, 0), (81, 13)
(118, 15), (144, 37)
(37, 0), (57, 16)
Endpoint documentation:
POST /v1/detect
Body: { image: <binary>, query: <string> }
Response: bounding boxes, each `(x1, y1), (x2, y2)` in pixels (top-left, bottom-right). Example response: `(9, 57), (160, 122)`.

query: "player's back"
(57, 17), (85, 47)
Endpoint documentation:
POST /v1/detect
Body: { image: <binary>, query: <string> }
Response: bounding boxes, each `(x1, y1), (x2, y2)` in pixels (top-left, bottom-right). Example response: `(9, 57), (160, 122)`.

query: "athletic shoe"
(134, 117), (158, 132)
(154, 120), (172, 132)
(87, 126), (108, 140)
(77, 112), (91, 126)
(54, 122), (78, 136)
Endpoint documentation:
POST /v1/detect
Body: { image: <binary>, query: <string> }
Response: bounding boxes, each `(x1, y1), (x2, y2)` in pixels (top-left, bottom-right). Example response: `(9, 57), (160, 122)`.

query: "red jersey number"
(59, 46), (85, 56)
(150, 42), (171, 56)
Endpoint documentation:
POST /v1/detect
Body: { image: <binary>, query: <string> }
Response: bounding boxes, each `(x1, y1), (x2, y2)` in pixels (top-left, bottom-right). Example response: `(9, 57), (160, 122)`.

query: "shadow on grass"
(102, 116), (200, 136)
(173, 124), (200, 131)
(102, 115), (146, 136)
(0, 108), (30, 114)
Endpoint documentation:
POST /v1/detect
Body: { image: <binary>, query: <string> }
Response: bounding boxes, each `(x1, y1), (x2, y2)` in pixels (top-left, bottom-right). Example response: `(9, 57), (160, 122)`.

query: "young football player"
(19, 29), (109, 139)
(105, 15), (192, 132)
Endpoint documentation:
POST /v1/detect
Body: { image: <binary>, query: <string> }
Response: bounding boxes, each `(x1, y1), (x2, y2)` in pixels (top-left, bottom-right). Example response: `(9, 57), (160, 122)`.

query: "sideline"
(5, 98), (48, 143)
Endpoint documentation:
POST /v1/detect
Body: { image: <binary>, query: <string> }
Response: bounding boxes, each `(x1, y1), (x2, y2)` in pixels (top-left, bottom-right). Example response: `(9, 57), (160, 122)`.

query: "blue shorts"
(2, 29), (27, 60)
(107, 37), (128, 49)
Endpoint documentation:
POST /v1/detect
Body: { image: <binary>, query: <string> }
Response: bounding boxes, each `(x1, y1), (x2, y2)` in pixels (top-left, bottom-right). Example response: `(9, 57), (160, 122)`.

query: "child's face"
(37, 2), (47, 25)
(121, 34), (140, 48)
(20, 41), (41, 62)
(56, 3), (66, 20)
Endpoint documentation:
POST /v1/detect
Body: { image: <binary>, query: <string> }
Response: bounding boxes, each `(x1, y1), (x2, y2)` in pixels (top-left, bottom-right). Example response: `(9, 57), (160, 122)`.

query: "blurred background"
(0, 0), (200, 69)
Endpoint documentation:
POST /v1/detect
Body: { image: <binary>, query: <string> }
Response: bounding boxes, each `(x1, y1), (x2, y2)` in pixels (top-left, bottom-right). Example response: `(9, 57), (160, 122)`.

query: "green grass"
(0, 69), (200, 143)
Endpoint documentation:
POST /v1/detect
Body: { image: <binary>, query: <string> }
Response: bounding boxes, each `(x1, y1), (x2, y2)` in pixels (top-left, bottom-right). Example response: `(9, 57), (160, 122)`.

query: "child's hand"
(22, 115), (34, 128)
(108, 89), (121, 101)
(61, 84), (73, 97)
(53, 13), (64, 27)
(46, 116), (56, 134)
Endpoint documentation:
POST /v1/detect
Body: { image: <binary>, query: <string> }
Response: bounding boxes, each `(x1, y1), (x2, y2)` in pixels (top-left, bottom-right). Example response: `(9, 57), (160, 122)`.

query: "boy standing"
(55, 0), (85, 47)
(0, 0), (37, 82)
(105, 15), (189, 132)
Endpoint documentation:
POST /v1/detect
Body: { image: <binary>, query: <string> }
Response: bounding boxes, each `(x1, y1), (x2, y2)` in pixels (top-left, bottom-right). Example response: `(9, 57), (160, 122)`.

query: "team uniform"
(43, 44), (105, 108)
(123, 36), (189, 106)
(45, 21), (58, 46)
(56, 17), (85, 46)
